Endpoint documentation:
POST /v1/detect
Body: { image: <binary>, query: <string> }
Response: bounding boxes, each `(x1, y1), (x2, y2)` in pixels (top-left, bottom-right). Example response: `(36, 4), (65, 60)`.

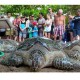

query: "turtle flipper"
(1, 54), (23, 66)
(52, 58), (74, 70)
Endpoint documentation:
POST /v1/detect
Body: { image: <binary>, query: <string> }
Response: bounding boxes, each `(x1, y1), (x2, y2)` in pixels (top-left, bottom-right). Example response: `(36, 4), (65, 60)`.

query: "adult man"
(7, 13), (14, 24)
(6, 13), (14, 39)
(29, 15), (37, 28)
(48, 8), (55, 22)
(54, 9), (65, 41)
(72, 9), (80, 40)
(38, 13), (45, 37)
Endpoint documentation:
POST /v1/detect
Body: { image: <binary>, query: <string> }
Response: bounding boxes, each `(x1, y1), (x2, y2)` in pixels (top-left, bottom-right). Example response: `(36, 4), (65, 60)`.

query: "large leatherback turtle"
(0, 39), (19, 52)
(1, 37), (80, 71)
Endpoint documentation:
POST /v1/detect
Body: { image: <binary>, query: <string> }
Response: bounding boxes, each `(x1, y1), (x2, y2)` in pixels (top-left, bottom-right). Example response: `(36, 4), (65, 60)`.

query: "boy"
(32, 22), (38, 38)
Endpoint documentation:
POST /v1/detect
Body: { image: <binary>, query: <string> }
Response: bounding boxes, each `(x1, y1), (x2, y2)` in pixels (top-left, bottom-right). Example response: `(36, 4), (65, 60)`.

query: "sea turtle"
(1, 37), (80, 71)
(0, 39), (19, 52)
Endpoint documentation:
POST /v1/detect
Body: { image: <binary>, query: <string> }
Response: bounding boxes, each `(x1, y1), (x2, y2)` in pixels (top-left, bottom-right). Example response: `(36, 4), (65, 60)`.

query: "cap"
(32, 21), (37, 26)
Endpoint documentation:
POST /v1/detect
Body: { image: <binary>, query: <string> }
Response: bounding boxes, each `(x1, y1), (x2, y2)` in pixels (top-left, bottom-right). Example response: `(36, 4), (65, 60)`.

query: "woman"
(68, 15), (74, 41)
(44, 14), (52, 38)
(38, 13), (45, 37)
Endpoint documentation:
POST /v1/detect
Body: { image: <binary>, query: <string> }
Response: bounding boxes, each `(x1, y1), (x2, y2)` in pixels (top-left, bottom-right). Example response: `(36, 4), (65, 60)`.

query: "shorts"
(19, 31), (26, 38)
(54, 25), (64, 36)
(73, 29), (80, 37)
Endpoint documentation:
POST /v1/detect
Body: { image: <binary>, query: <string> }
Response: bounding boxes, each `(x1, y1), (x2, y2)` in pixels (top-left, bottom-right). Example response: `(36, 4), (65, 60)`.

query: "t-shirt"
(44, 19), (52, 32)
(69, 20), (74, 29)
(32, 26), (38, 37)
(38, 18), (45, 27)
(20, 21), (27, 33)
(72, 16), (80, 29)
(7, 17), (14, 24)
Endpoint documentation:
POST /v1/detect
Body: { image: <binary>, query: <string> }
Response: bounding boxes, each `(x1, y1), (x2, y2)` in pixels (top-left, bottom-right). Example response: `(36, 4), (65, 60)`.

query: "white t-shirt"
(7, 17), (14, 24)
(38, 18), (45, 27)
(44, 19), (52, 32)
(26, 20), (30, 28)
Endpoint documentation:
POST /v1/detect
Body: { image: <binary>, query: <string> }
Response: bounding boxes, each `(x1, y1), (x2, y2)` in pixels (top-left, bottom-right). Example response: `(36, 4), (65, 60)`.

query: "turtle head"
(30, 50), (45, 71)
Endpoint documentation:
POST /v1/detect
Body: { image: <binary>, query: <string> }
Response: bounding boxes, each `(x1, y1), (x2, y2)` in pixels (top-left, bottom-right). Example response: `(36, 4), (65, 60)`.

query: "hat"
(32, 22), (37, 26)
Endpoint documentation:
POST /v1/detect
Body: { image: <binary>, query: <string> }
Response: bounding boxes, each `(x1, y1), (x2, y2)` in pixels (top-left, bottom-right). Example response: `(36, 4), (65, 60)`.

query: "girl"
(19, 17), (27, 42)
(44, 14), (52, 38)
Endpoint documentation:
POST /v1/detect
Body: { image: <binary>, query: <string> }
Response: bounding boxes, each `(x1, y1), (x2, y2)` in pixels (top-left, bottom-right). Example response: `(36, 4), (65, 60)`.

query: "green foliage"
(0, 5), (80, 17)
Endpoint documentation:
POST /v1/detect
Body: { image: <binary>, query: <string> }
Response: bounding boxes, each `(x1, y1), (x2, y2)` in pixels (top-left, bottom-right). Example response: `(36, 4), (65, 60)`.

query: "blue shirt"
(32, 26), (38, 37)
(20, 21), (26, 34)
(72, 16), (80, 29)
(69, 20), (74, 29)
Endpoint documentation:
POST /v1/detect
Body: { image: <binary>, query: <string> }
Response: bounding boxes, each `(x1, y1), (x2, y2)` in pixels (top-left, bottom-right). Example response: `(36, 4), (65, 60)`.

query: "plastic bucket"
(0, 51), (4, 57)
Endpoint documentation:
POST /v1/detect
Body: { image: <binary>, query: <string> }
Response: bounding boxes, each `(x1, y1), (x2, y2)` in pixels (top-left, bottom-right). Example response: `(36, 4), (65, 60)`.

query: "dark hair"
(7, 12), (12, 15)
(25, 18), (28, 21)
(21, 16), (25, 19)
(39, 12), (43, 16)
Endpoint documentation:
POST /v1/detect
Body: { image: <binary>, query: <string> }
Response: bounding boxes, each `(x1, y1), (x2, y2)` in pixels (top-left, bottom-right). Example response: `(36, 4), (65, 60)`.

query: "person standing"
(54, 9), (65, 41)
(6, 13), (14, 39)
(32, 22), (38, 38)
(7, 13), (14, 24)
(44, 14), (52, 38)
(47, 8), (56, 38)
(13, 15), (21, 41)
(19, 17), (27, 42)
(72, 9), (80, 40)
(38, 13), (45, 37)
(68, 15), (74, 41)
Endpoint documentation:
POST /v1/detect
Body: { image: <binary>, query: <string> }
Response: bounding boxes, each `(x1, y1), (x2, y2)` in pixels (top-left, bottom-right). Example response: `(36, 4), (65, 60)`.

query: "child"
(32, 22), (38, 38)
(44, 14), (52, 38)
(28, 26), (33, 38)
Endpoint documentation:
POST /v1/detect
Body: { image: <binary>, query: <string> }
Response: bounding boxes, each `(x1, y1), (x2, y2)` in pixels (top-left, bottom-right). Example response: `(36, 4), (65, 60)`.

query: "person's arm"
(19, 22), (24, 31)
(26, 20), (30, 28)
(13, 19), (18, 27)
(63, 15), (66, 31)
(72, 16), (80, 22)
(54, 15), (56, 27)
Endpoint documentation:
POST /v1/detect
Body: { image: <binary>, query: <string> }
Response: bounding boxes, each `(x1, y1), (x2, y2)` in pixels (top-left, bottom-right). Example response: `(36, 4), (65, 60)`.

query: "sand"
(0, 64), (79, 72)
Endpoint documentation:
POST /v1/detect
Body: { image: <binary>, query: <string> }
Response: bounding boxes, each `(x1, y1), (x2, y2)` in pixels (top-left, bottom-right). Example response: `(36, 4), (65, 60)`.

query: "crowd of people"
(0, 8), (80, 43)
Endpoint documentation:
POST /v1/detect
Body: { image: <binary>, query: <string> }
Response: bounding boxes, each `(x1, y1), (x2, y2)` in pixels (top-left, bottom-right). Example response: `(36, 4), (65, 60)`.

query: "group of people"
(0, 8), (80, 43)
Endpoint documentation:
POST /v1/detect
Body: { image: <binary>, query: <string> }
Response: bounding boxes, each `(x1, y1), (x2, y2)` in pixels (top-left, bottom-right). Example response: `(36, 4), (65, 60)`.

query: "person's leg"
(19, 32), (22, 42)
(59, 25), (64, 41)
(44, 32), (47, 38)
(77, 29), (80, 40)
(73, 29), (77, 40)
(53, 27), (58, 41)
(70, 32), (74, 41)
(47, 32), (50, 38)
(54, 35), (57, 41)
(14, 36), (17, 41)
(14, 29), (18, 41)
(23, 34), (26, 42)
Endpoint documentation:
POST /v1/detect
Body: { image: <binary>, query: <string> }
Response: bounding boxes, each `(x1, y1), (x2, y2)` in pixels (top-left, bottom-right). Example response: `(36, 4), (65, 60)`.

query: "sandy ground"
(0, 64), (80, 72)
